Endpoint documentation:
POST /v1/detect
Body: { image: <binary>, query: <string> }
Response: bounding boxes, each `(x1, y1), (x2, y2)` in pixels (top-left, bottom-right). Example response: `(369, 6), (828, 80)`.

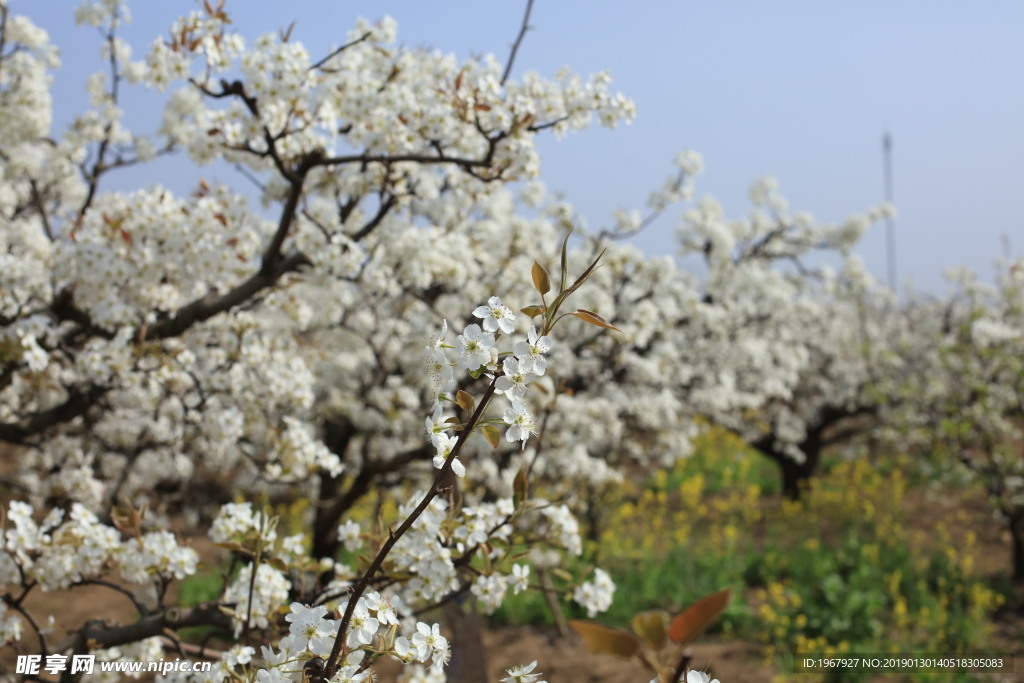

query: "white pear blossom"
(504, 401), (539, 448)
(456, 324), (495, 371)
(501, 660), (546, 683)
(495, 357), (537, 399)
(411, 621), (450, 665)
(573, 567), (616, 618)
(513, 326), (553, 375)
(509, 563), (530, 594)
(473, 296), (517, 334)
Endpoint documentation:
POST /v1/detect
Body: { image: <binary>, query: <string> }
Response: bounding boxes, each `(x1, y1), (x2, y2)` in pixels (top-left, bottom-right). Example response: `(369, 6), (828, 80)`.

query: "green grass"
(176, 567), (230, 641)
(178, 567), (224, 607)
(653, 428), (781, 496)
(495, 452), (1005, 683)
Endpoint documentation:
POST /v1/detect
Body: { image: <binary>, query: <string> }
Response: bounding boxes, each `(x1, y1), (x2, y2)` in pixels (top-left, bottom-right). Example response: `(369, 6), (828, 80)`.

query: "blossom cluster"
(1, 501), (197, 592)
(244, 599), (450, 682)
(426, 297), (553, 481)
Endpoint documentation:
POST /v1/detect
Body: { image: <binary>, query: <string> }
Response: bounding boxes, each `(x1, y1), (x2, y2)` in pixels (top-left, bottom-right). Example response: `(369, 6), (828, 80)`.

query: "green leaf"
(521, 305), (546, 318)
(572, 309), (621, 332)
(668, 589), (731, 646)
(481, 424), (500, 448)
(559, 225), (574, 292)
(569, 620), (642, 660)
(532, 260), (551, 295)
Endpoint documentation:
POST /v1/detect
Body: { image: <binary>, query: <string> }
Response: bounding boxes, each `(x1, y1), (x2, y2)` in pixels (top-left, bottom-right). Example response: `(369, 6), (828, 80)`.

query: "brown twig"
(309, 32), (372, 72)
(670, 649), (693, 683)
(502, 0), (536, 85)
(322, 381), (498, 679)
(538, 568), (570, 639)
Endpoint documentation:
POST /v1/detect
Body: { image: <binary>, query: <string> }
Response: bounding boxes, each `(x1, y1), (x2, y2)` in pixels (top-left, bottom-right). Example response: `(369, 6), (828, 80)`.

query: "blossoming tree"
(0, 0), (898, 680)
(698, 251), (904, 499)
(896, 261), (1024, 581)
(555, 173), (893, 501)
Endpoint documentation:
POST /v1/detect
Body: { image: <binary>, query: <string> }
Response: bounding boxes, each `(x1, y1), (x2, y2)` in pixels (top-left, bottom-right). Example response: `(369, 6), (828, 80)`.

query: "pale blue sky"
(27, 1), (1024, 293)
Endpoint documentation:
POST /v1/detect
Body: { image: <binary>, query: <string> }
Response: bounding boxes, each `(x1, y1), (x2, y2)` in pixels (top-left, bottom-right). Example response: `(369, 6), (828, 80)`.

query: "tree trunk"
(778, 426), (826, 500)
(311, 418), (356, 582)
(779, 454), (818, 501)
(443, 599), (488, 682)
(1010, 514), (1024, 584)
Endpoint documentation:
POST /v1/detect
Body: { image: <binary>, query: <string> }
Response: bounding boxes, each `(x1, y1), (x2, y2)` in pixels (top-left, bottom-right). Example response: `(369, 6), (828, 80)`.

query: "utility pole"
(883, 132), (896, 294)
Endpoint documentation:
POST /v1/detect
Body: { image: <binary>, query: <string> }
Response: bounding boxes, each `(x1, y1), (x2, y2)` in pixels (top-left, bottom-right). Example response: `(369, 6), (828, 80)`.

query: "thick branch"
(350, 195), (398, 242)
(57, 603), (233, 655)
(146, 252), (309, 341)
(28, 179), (54, 241)
(818, 404), (878, 448)
(260, 155), (317, 276)
(313, 442), (431, 562)
(0, 385), (107, 444)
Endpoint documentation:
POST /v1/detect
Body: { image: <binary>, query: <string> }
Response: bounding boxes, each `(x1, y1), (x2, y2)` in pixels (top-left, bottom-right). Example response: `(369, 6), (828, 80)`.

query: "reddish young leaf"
(521, 305), (546, 318)
(572, 309), (621, 332)
(569, 620), (641, 659)
(456, 390), (475, 412)
(668, 589), (731, 646)
(532, 260), (551, 295)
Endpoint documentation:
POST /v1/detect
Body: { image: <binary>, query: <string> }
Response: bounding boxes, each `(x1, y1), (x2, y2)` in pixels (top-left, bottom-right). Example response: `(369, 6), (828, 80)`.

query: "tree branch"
(322, 381), (498, 679)
(0, 385), (107, 444)
(309, 32), (372, 72)
(144, 251), (310, 341)
(502, 0), (536, 85)
(57, 603), (233, 655)
(316, 151), (491, 171)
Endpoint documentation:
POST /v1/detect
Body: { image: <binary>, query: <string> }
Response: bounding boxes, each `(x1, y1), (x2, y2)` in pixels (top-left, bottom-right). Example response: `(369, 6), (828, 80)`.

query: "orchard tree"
(674, 178), (893, 498)
(901, 261), (1024, 581)
(498, 168), (891, 551)
(717, 260), (904, 500)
